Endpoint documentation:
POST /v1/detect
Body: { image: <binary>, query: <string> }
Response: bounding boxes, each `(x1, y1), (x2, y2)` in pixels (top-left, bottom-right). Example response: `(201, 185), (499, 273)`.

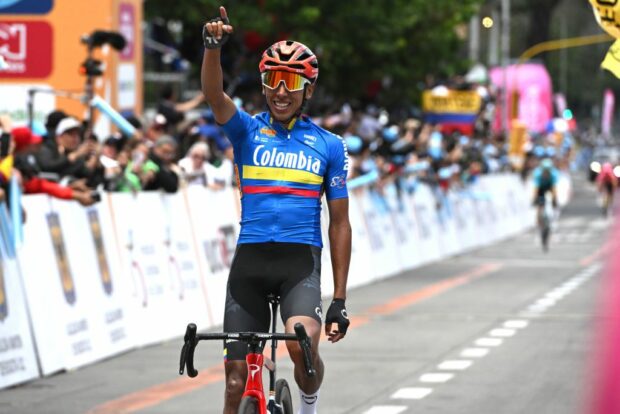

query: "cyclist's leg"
(279, 245), (325, 407)
(223, 245), (272, 413)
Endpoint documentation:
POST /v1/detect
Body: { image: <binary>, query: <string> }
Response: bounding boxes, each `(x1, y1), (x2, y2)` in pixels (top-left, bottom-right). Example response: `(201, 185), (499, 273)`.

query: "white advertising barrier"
(160, 192), (215, 333)
(0, 219), (39, 389)
(55, 199), (136, 361)
(384, 185), (423, 270)
(408, 184), (443, 266)
(326, 190), (375, 292)
(557, 172), (572, 207)
(435, 194), (461, 258)
(450, 191), (481, 253)
(358, 188), (403, 279)
(185, 186), (239, 327)
(18, 196), (127, 375)
(107, 192), (185, 347)
(319, 201), (334, 296)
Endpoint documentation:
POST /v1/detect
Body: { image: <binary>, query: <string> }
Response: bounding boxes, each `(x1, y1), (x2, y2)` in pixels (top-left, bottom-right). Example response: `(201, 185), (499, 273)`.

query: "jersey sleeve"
(324, 135), (349, 200)
(220, 109), (256, 146)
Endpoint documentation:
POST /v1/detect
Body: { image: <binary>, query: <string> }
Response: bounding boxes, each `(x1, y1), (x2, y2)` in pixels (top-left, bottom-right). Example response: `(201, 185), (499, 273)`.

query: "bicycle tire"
(238, 396), (260, 414)
(541, 225), (550, 252)
(275, 379), (293, 414)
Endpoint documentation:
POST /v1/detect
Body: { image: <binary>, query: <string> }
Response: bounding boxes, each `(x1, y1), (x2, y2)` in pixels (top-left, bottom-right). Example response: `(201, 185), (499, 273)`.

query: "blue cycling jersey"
(221, 110), (349, 247)
(533, 166), (559, 190)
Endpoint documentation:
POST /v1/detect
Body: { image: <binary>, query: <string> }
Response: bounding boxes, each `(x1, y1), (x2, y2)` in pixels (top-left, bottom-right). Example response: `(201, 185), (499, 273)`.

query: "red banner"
(0, 21), (52, 78)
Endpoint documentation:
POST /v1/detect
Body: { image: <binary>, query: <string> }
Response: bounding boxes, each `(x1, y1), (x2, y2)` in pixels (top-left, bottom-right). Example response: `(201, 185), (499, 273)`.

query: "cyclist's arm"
(200, 9), (236, 125)
(174, 93), (204, 113)
(327, 198), (351, 300)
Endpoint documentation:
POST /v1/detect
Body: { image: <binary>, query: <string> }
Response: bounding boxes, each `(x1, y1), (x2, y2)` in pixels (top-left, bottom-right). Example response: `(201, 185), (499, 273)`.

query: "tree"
(144, 0), (484, 107)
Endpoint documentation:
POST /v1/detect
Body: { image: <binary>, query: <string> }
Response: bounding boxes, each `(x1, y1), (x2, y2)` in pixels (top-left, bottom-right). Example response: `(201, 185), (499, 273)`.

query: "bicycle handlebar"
(179, 322), (316, 378)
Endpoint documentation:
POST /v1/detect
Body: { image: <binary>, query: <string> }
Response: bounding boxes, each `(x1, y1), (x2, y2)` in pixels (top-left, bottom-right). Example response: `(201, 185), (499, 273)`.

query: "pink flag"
(602, 89), (614, 137)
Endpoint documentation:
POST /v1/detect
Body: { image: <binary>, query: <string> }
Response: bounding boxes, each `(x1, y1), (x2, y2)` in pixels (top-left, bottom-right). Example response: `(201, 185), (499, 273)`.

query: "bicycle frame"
(179, 295), (315, 413)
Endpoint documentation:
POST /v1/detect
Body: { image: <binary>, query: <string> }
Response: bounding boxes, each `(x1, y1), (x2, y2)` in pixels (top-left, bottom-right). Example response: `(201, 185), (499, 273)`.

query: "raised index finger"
(220, 6), (228, 21)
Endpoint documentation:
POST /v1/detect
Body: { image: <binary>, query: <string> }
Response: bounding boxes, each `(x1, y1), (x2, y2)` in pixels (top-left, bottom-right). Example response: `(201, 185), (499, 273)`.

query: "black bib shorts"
(223, 242), (323, 361)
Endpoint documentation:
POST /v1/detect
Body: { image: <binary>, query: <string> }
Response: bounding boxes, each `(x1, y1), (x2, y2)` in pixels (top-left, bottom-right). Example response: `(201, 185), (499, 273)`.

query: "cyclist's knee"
(224, 362), (246, 396)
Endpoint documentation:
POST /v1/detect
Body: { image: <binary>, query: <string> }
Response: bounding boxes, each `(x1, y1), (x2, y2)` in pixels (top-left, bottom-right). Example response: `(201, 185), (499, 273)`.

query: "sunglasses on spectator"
(261, 71), (311, 92)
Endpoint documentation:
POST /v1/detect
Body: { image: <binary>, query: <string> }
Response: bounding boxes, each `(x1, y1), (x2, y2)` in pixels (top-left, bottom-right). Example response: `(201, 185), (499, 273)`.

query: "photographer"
(34, 117), (100, 186)
(144, 135), (180, 193)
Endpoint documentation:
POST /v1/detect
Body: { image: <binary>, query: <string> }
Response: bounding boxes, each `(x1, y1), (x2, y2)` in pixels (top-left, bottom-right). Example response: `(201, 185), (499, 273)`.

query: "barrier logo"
(47, 213), (76, 305)
(0, 259), (7, 322)
(203, 225), (237, 274)
(88, 210), (113, 296)
(0, 0), (53, 14)
(0, 21), (53, 78)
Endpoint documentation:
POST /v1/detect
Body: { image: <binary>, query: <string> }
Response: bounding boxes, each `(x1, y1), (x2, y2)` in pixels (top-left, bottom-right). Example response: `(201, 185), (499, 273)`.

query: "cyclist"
(532, 158), (559, 248)
(596, 162), (618, 216)
(202, 7), (352, 414)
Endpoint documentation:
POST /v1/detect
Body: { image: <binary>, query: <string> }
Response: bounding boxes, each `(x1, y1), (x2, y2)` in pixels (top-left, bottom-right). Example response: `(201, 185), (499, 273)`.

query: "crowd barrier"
(0, 172), (571, 389)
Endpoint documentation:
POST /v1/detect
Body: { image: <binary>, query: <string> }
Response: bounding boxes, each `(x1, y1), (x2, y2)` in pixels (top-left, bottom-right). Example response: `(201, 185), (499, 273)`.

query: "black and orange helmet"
(259, 40), (319, 84)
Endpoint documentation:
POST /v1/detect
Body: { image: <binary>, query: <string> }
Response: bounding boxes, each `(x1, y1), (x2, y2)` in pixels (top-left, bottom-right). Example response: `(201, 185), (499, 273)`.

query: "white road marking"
(363, 406), (408, 414)
(391, 387), (433, 400)
(545, 290), (567, 300)
(419, 373), (454, 383)
(461, 348), (490, 358)
(518, 310), (543, 318)
(438, 360), (472, 370)
(475, 337), (503, 347)
(489, 328), (516, 337)
(526, 304), (549, 313)
(535, 297), (557, 307)
(504, 320), (529, 329)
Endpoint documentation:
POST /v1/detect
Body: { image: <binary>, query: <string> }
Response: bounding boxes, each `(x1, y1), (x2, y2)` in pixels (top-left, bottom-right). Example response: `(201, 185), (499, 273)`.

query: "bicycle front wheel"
(275, 379), (293, 414)
(238, 396), (260, 414)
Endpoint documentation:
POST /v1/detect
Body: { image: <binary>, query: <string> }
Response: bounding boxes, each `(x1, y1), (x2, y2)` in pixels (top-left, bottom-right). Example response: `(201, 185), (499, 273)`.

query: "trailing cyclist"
(596, 162), (618, 217)
(532, 158), (559, 251)
(201, 6), (352, 414)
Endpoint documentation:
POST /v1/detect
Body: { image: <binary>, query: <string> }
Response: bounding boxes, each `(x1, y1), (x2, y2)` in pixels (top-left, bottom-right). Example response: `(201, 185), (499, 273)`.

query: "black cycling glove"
(202, 16), (230, 49)
(325, 299), (350, 335)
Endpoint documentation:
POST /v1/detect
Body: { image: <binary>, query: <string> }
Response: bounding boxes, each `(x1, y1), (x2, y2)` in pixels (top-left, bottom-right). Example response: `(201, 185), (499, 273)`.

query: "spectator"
(117, 139), (156, 193)
(179, 142), (224, 189)
(144, 135), (179, 193)
(99, 137), (126, 191)
(145, 113), (168, 144)
(11, 126), (98, 206)
(156, 85), (204, 135)
(35, 117), (99, 185)
(42, 110), (68, 149)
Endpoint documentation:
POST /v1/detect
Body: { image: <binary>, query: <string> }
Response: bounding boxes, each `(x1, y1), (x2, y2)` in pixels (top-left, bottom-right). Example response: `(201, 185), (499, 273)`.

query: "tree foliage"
(145, 0), (483, 107)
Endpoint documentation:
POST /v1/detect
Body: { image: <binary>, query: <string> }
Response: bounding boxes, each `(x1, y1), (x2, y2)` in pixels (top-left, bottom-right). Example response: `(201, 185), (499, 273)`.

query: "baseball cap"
(55, 117), (81, 136)
(11, 127), (42, 151)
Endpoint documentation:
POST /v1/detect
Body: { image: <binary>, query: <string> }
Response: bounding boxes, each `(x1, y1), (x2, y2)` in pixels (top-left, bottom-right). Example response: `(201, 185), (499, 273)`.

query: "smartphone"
(0, 132), (10, 158)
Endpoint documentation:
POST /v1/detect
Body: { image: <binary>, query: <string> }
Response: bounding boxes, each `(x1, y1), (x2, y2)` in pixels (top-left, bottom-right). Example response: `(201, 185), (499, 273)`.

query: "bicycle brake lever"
(180, 323), (199, 378)
(294, 323), (316, 377)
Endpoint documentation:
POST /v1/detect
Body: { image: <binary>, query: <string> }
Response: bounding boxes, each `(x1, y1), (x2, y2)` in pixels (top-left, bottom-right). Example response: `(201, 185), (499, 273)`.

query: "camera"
(80, 30), (127, 51)
(0, 132), (10, 158)
(90, 191), (102, 203)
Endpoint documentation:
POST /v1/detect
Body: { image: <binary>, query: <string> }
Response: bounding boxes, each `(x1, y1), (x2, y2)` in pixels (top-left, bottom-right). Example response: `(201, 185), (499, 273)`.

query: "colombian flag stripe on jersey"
(243, 185), (320, 198)
(242, 165), (323, 185)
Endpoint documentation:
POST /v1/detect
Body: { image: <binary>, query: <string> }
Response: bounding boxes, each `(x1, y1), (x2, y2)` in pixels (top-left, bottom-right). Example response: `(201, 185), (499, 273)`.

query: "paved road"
(0, 175), (613, 414)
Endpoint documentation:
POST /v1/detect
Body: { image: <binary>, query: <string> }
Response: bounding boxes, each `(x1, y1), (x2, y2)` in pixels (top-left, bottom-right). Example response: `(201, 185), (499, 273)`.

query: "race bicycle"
(179, 295), (316, 414)
(536, 194), (558, 252)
